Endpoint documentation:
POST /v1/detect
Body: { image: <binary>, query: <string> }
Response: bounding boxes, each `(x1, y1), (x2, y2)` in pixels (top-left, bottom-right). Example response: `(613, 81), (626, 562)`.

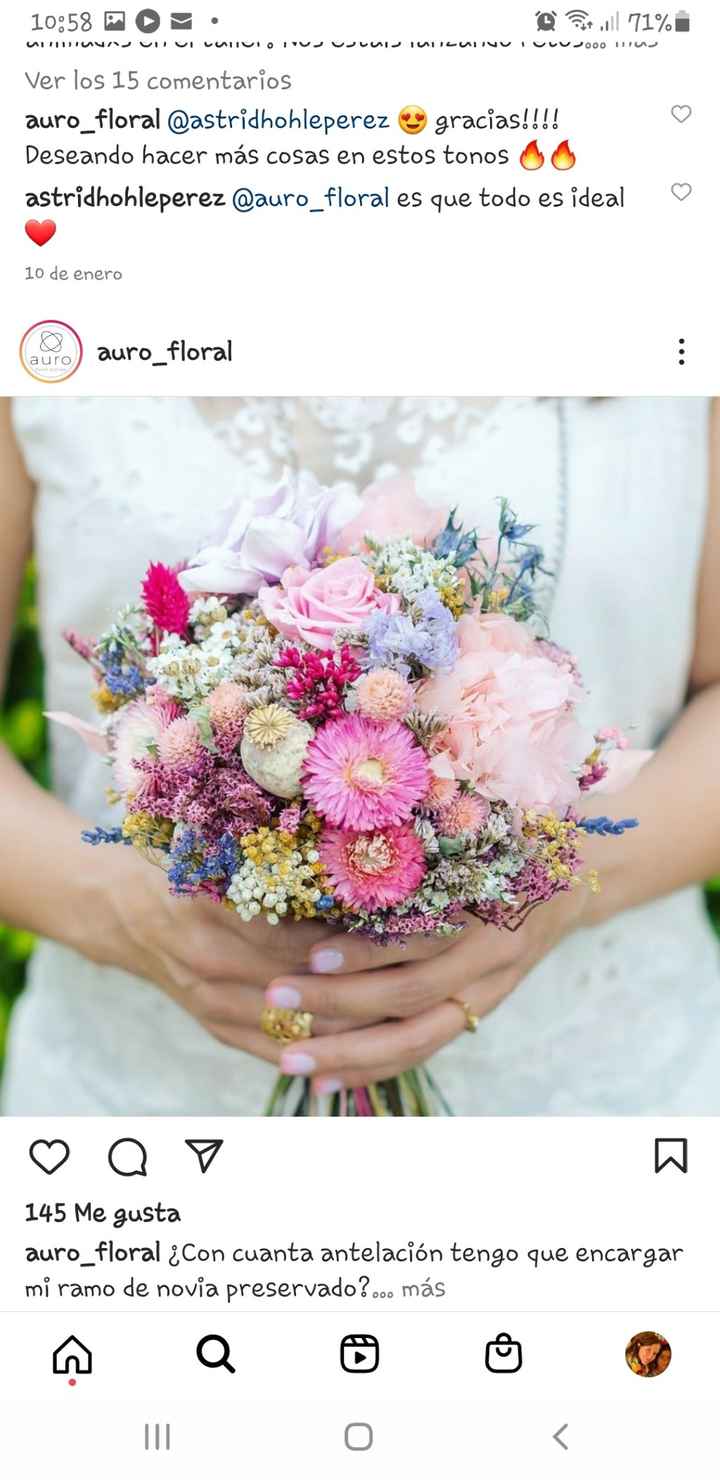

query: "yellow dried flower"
(92, 684), (124, 714)
(122, 812), (174, 850)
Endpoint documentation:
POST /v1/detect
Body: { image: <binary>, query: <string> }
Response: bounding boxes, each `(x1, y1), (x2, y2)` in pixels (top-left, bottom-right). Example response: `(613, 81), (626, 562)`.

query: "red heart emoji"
(26, 218), (56, 247)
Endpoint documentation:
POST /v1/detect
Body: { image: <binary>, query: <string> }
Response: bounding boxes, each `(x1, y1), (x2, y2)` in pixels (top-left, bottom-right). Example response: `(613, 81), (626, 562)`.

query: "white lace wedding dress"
(3, 396), (720, 1115)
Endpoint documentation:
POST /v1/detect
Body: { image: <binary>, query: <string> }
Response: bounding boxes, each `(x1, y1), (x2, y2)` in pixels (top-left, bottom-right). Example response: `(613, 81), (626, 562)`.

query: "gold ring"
(454, 999), (479, 1034)
(261, 1007), (314, 1045)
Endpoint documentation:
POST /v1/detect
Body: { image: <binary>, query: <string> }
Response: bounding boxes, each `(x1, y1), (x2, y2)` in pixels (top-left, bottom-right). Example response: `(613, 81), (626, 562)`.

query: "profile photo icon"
(20, 320), (83, 384)
(625, 1331), (672, 1378)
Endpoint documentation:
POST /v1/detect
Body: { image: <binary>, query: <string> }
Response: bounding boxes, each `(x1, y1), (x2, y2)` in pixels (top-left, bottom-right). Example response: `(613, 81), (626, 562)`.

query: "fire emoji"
(552, 139), (576, 171)
(520, 139), (545, 170)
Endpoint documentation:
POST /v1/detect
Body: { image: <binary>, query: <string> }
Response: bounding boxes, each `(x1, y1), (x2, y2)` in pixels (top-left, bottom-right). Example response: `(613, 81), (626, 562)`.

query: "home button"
(52, 1336), (93, 1377)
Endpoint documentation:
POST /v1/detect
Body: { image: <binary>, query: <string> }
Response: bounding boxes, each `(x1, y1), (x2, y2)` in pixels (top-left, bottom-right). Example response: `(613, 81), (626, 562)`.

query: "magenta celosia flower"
(319, 824), (426, 910)
(142, 562), (190, 635)
(303, 715), (429, 830)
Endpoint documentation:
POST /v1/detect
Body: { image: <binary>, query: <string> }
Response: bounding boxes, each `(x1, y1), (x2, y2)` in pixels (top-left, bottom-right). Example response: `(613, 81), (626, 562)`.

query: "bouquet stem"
(264, 1067), (453, 1117)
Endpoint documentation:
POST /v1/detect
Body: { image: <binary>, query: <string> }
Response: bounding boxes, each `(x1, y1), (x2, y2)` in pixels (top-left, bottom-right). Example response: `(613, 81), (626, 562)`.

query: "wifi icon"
(566, 7), (591, 24)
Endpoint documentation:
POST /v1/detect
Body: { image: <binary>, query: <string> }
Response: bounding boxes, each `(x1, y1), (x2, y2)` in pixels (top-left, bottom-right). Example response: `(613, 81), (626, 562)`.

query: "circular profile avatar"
(625, 1330), (672, 1377)
(20, 320), (83, 383)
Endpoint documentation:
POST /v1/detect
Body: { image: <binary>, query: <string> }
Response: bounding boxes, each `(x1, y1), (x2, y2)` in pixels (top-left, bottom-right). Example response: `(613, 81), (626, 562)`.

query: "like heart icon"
(25, 219), (57, 247)
(29, 1138), (71, 1174)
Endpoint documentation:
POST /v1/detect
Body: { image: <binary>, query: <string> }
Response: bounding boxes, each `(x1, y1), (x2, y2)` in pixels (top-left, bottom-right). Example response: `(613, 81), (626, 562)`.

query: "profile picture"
(625, 1331), (672, 1377)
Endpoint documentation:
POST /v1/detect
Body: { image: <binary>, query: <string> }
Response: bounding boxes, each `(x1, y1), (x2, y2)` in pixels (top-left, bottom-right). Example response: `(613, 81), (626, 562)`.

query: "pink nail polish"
(314, 1077), (343, 1095)
(311, 947), (344, 974)
(266, 984), (302, 1009)
(280, 1051), (317, 1076)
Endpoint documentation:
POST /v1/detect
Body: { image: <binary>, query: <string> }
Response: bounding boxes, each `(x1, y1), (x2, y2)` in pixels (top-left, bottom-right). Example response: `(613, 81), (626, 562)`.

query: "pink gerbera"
(303, 715), (429, 830)
(319, 824), (427, 911)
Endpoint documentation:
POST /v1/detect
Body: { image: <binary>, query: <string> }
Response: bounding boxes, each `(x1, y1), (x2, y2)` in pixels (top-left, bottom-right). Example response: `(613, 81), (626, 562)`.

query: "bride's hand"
(265, 885), (590, 1091)
(89, 846), (375, 1062)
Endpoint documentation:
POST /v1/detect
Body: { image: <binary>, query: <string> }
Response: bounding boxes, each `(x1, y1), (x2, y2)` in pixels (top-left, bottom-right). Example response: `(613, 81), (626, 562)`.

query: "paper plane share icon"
(185, 1138), (224, 1173)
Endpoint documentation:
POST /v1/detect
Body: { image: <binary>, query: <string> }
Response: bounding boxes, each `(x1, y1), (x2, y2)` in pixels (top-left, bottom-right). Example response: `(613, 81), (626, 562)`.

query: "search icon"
(196, 1334), (236, 1374)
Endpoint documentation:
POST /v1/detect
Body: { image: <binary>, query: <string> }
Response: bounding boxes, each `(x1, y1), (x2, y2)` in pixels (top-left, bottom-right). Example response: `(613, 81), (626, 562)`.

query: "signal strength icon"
(566, 8), (591, 24)
(600, 9), (620, 27)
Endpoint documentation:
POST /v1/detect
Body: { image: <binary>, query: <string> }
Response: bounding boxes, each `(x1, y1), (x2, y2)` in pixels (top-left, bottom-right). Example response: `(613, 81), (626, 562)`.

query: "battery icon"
(675, 10), (690, 29)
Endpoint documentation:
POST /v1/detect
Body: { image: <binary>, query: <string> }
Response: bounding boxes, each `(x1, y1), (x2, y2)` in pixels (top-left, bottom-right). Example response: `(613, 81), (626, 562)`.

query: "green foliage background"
(0, 567), (719, 1078)
(0, 565), (48, 1068)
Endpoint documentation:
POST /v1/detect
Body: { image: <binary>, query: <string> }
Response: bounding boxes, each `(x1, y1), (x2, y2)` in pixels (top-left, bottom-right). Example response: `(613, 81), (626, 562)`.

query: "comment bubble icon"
(108, 1137), (148, 1177)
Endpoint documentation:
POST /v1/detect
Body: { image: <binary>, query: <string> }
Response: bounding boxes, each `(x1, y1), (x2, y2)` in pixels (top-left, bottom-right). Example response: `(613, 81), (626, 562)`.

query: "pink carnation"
(157, 716), (203, 769)
(142, 562), (190, 636)
(303, 715), (429, 830)
(354, 669), (415, 722)
(418, 613), (591, 812)
(319, 823), (426, 911)
(259, 557), (398, 650)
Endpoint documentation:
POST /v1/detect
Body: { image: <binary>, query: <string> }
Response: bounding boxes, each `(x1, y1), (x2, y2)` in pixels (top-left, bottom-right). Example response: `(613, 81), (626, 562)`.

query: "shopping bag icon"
(484, 1332), (523, 1373)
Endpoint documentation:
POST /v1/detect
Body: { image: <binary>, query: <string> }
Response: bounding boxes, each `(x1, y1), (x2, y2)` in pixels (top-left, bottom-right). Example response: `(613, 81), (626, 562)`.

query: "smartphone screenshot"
(0, 2), (718, 1476)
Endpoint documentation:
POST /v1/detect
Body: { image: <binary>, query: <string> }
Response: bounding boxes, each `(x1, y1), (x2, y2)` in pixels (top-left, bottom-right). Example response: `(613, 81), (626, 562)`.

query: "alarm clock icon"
(536, 11), (558, 29)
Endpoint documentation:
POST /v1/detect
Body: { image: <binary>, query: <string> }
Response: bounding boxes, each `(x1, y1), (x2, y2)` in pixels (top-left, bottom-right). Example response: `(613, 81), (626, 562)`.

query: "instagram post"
(0, 394), (719, 1118)
(0, 3), (718, 1477)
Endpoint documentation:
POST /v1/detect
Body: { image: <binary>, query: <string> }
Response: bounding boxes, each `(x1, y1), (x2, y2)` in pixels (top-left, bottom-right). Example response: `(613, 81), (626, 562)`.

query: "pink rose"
(418, 617), (593, 811)
(336, 476), (446, 554)
(258, 557), (399, 649)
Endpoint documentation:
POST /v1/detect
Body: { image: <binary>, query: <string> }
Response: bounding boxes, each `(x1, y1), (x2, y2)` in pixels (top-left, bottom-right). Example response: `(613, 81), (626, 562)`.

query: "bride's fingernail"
(314, 1076), (343, 1095)
(280, 1050), (317, 1075)
(311, 947), (344, 974)
(265, 984), (302, 1009)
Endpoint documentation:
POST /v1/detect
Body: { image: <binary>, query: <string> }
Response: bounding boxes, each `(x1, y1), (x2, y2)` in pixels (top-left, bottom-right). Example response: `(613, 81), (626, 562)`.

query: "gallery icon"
(340, 1334), (380, 1374)
(20, 321), (83, 384)
(53, 1336), (92, 1379)
(484, 1332), (523, 1374)
(135, 7), (161, 31)
(104, 8), (126, 27)
(29, 1138), (70, 1174)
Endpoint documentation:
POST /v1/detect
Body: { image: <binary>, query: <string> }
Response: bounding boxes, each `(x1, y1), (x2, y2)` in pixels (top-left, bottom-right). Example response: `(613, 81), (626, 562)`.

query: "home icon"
(52, 1336), (93, 1376)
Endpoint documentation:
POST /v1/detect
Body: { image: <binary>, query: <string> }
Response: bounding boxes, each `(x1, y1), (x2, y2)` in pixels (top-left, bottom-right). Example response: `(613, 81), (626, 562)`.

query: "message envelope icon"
(171, 11), (192, 25)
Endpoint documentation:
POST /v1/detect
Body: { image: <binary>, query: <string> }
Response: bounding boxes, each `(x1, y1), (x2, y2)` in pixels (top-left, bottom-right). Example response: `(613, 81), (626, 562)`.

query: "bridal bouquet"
(54, 473), (636, 1116)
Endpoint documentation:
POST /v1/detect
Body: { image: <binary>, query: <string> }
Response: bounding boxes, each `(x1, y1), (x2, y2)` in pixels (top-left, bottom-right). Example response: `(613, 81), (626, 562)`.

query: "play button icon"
(136, 8), (161, 31)
(340, 1335), (380, 1373)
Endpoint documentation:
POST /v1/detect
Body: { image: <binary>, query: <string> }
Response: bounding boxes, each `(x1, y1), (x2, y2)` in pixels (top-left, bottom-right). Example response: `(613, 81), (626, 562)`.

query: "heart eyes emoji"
(398, 105), (428, 135)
